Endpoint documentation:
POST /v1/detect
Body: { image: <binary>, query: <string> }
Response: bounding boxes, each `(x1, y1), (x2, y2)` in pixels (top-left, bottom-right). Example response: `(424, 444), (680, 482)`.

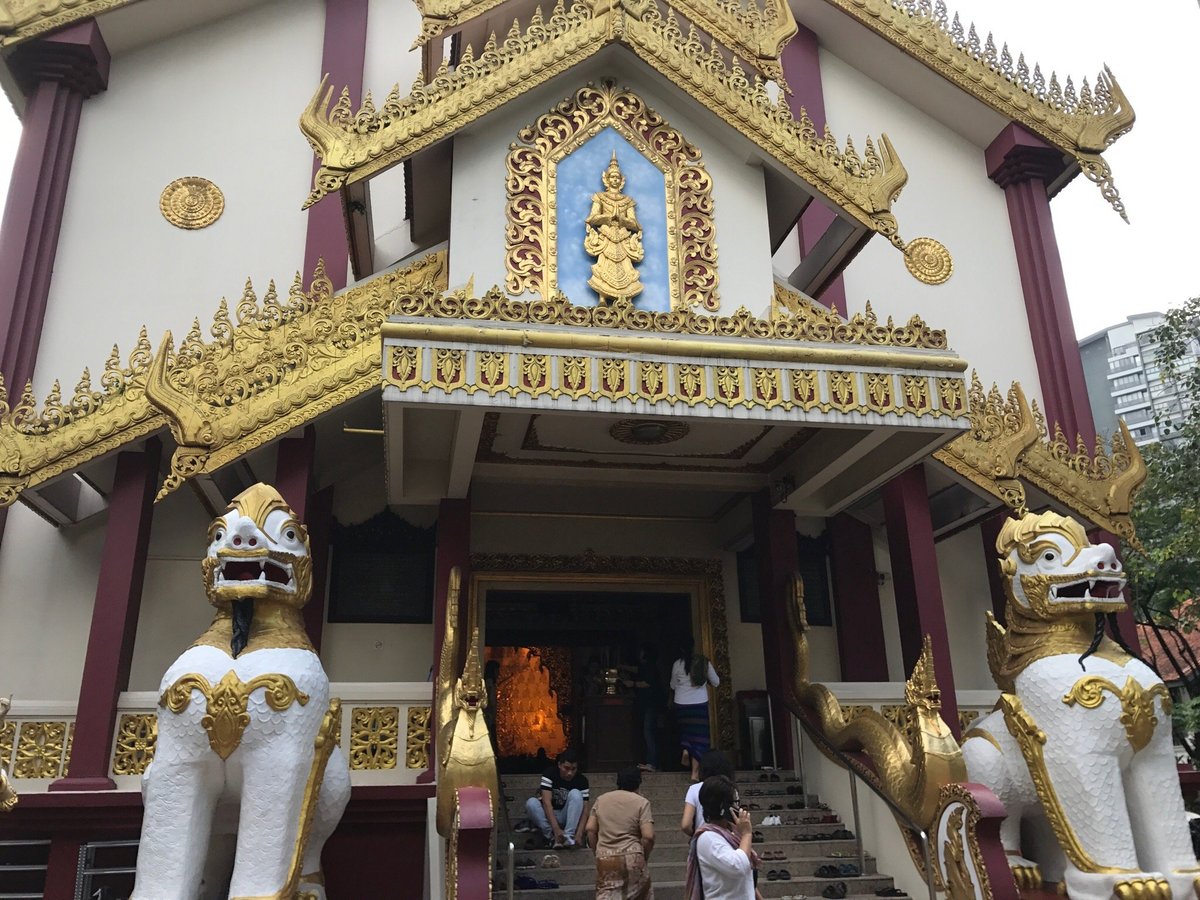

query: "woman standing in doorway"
(670, 638), (719, 783)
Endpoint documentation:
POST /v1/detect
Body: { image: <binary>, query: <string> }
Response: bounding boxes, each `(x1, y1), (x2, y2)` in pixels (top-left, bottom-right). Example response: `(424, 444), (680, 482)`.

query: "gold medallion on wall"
(160, 176), (225, 229)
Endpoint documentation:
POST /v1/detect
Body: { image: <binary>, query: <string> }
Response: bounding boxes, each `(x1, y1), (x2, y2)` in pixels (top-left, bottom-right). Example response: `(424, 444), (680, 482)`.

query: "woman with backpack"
(670, 637), (720, 783)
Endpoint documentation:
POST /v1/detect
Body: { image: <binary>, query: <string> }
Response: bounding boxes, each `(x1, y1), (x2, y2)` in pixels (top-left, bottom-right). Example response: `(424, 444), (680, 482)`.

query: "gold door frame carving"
(468, 552), (735, 757)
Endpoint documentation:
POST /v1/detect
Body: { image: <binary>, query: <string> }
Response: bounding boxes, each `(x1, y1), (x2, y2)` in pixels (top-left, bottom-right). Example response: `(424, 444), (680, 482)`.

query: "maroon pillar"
(51, 440), (160, 791)
(979, 512), (1009, 625)
(275, 426), (332, 651)
(780, 25), (847, 315)
(304, 0), (370, 291)
(43, 836), (82, 900)
(880, 466), (960, 738)
(751, 490), (797, 766)
(421, 497), (471, 782)
(0, 20), (109, 394)
(986, 124), (1094, 442)
(827, 513), (889, 680)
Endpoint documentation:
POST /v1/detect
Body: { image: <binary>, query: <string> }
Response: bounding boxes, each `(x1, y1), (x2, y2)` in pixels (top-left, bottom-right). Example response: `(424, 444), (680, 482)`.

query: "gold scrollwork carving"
(1062, 676), (1172, 753)
(506, 83), (719, 313)
(160, 671), (310, 760)
(13, 721), (66, 779)
(407, 706), (432, 769)
(350, 706), (400, 770)
(112, 713), (157, 776)
(160, 177), (225, 230)
(0, 718), (13, 771)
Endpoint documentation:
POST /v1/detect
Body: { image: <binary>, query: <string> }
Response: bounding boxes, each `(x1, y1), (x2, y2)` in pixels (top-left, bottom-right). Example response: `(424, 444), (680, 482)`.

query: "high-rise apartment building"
(1079, 311), (1198, 446)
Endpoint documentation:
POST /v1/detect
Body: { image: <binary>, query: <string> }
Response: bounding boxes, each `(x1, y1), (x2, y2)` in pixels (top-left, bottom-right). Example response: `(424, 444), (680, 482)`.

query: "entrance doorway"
(485, 589), (692, 772)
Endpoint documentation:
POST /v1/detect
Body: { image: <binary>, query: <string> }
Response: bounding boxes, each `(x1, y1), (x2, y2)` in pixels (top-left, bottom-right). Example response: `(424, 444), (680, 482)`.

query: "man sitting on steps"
(526, 748), (591, 849)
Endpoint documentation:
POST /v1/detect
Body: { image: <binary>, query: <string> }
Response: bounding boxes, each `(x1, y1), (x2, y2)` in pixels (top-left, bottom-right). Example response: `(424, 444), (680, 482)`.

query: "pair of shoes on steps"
(876, 888), (907, 896)
(817, 864), (861, 877)
(761, 849), (787, 861)
(822, 881), (848, 899)
(767, 868), (793, 881)
(541, 854), (560, 868)
(762, 815), (783, 826)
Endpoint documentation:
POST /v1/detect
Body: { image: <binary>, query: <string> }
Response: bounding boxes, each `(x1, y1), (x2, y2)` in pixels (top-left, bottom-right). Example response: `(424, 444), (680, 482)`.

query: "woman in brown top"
(586, 766), (656, 900)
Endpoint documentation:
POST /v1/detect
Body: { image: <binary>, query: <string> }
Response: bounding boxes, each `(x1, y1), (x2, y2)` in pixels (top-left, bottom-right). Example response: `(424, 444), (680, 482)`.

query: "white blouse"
(695, 831), (755, 900)
(671, 658), (719, 706)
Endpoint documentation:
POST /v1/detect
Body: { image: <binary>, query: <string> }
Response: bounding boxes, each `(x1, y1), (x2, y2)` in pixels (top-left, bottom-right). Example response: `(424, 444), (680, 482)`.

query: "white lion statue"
(963, 511), (1196, 900)
(131, 483), (350, 900)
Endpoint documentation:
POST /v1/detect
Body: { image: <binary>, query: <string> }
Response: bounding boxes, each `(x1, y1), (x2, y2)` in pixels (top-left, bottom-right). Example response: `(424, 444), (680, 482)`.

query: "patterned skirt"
(676, 701), (711, 759)
(596, 851), (654, 900)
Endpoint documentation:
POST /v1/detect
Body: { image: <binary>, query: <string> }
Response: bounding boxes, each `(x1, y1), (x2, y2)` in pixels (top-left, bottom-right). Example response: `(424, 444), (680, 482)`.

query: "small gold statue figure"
(0, 696), (17, 812)
(584, 153), (645, 304)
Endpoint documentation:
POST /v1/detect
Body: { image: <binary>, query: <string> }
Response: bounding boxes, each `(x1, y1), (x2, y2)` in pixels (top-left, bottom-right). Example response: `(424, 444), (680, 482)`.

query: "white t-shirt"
(684, 781), (705, 830)
(695, 830), (755, 900)
(671, 658), (719, 706)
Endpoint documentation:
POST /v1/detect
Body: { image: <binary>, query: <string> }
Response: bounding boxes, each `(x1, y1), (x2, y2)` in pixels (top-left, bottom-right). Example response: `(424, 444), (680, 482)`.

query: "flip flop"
(822, 882), (848, 899)
(815, 865), (841, 878)
(838, 864), (861, 877)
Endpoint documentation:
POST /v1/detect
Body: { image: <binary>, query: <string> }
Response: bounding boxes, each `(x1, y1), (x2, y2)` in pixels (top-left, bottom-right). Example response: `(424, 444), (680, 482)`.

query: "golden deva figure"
(585, 153), (645, 303)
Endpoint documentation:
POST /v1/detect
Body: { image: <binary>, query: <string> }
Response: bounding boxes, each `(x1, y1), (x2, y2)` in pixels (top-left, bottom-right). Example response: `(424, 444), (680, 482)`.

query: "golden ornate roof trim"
(933, 372), (1148, 546)
(771, 282), (947, 349)
(0, 251), (449, 509)
(0, 0), (139, 45)
(146, 251), (449, 501)
(300, 0), (944, 277)
(386, 281), (954, 356)
(0, 331), (166, 506)
(821, 0), (1134, 219)
(410, 0), (797, 89)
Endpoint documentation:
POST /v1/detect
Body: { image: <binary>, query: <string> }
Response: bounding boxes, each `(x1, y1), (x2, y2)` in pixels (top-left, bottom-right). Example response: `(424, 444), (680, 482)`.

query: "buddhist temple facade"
(0, 1), (1159, 899)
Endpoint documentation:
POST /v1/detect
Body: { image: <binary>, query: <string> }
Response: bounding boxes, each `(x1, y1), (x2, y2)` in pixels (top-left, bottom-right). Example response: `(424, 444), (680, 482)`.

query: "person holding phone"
(684, 775), (758, 900)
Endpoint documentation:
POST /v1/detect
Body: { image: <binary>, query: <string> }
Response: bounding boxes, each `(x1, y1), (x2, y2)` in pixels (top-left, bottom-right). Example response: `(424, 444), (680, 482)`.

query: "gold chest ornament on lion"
(130, 484), (350, 900)
(963, 511), (1197, 900)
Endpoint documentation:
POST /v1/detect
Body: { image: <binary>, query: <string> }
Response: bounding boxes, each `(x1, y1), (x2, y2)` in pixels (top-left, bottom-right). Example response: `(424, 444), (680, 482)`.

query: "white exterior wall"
(818, 50), (1042, 402)
(0, 504), (104, 700)
(448, 60), (775, 313)
(935, 524), (995, 691)
(31, 0), (326, 396)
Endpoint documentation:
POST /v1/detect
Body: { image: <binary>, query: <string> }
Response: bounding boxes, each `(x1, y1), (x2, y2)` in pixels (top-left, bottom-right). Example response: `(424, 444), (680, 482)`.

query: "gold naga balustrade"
(434, 566), (499, 899)
(783, 574), (1010, 898)
(933, 373), (1148, 548)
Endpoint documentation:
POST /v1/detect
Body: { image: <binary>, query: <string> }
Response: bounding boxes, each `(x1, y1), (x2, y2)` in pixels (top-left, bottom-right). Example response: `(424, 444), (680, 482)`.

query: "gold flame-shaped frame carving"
(506, 82), (718, 314)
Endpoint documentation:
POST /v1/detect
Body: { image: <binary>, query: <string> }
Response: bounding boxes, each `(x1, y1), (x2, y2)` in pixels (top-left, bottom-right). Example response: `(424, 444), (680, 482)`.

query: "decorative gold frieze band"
(385, 342), (967, 418)
(0, 0), (140, 45)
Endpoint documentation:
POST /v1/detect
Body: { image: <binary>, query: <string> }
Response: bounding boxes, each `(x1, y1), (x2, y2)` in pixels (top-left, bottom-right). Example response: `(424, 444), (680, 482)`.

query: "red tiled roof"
(1138, 622), (1200, 684)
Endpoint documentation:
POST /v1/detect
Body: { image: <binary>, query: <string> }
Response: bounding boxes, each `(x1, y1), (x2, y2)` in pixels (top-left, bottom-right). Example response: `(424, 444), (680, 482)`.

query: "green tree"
(1127, 299), (1200, 753)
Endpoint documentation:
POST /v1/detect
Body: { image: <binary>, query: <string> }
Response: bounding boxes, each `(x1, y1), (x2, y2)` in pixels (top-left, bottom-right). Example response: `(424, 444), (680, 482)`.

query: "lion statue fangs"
(962, 511), (1198, 900)
(130, 483), (351, 900)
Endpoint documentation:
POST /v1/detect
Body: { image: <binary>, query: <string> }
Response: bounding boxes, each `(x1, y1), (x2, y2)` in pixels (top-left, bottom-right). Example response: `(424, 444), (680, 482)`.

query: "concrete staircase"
(492, 770), (904, 899)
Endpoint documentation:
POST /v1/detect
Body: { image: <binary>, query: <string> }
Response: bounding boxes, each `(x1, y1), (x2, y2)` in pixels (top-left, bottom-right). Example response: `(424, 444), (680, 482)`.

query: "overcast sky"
(0, 2), (1193, 339)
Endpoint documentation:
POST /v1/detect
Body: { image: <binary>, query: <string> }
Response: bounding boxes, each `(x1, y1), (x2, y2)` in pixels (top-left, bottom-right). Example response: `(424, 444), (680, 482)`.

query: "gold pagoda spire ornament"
(584, 154), (645, 304)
